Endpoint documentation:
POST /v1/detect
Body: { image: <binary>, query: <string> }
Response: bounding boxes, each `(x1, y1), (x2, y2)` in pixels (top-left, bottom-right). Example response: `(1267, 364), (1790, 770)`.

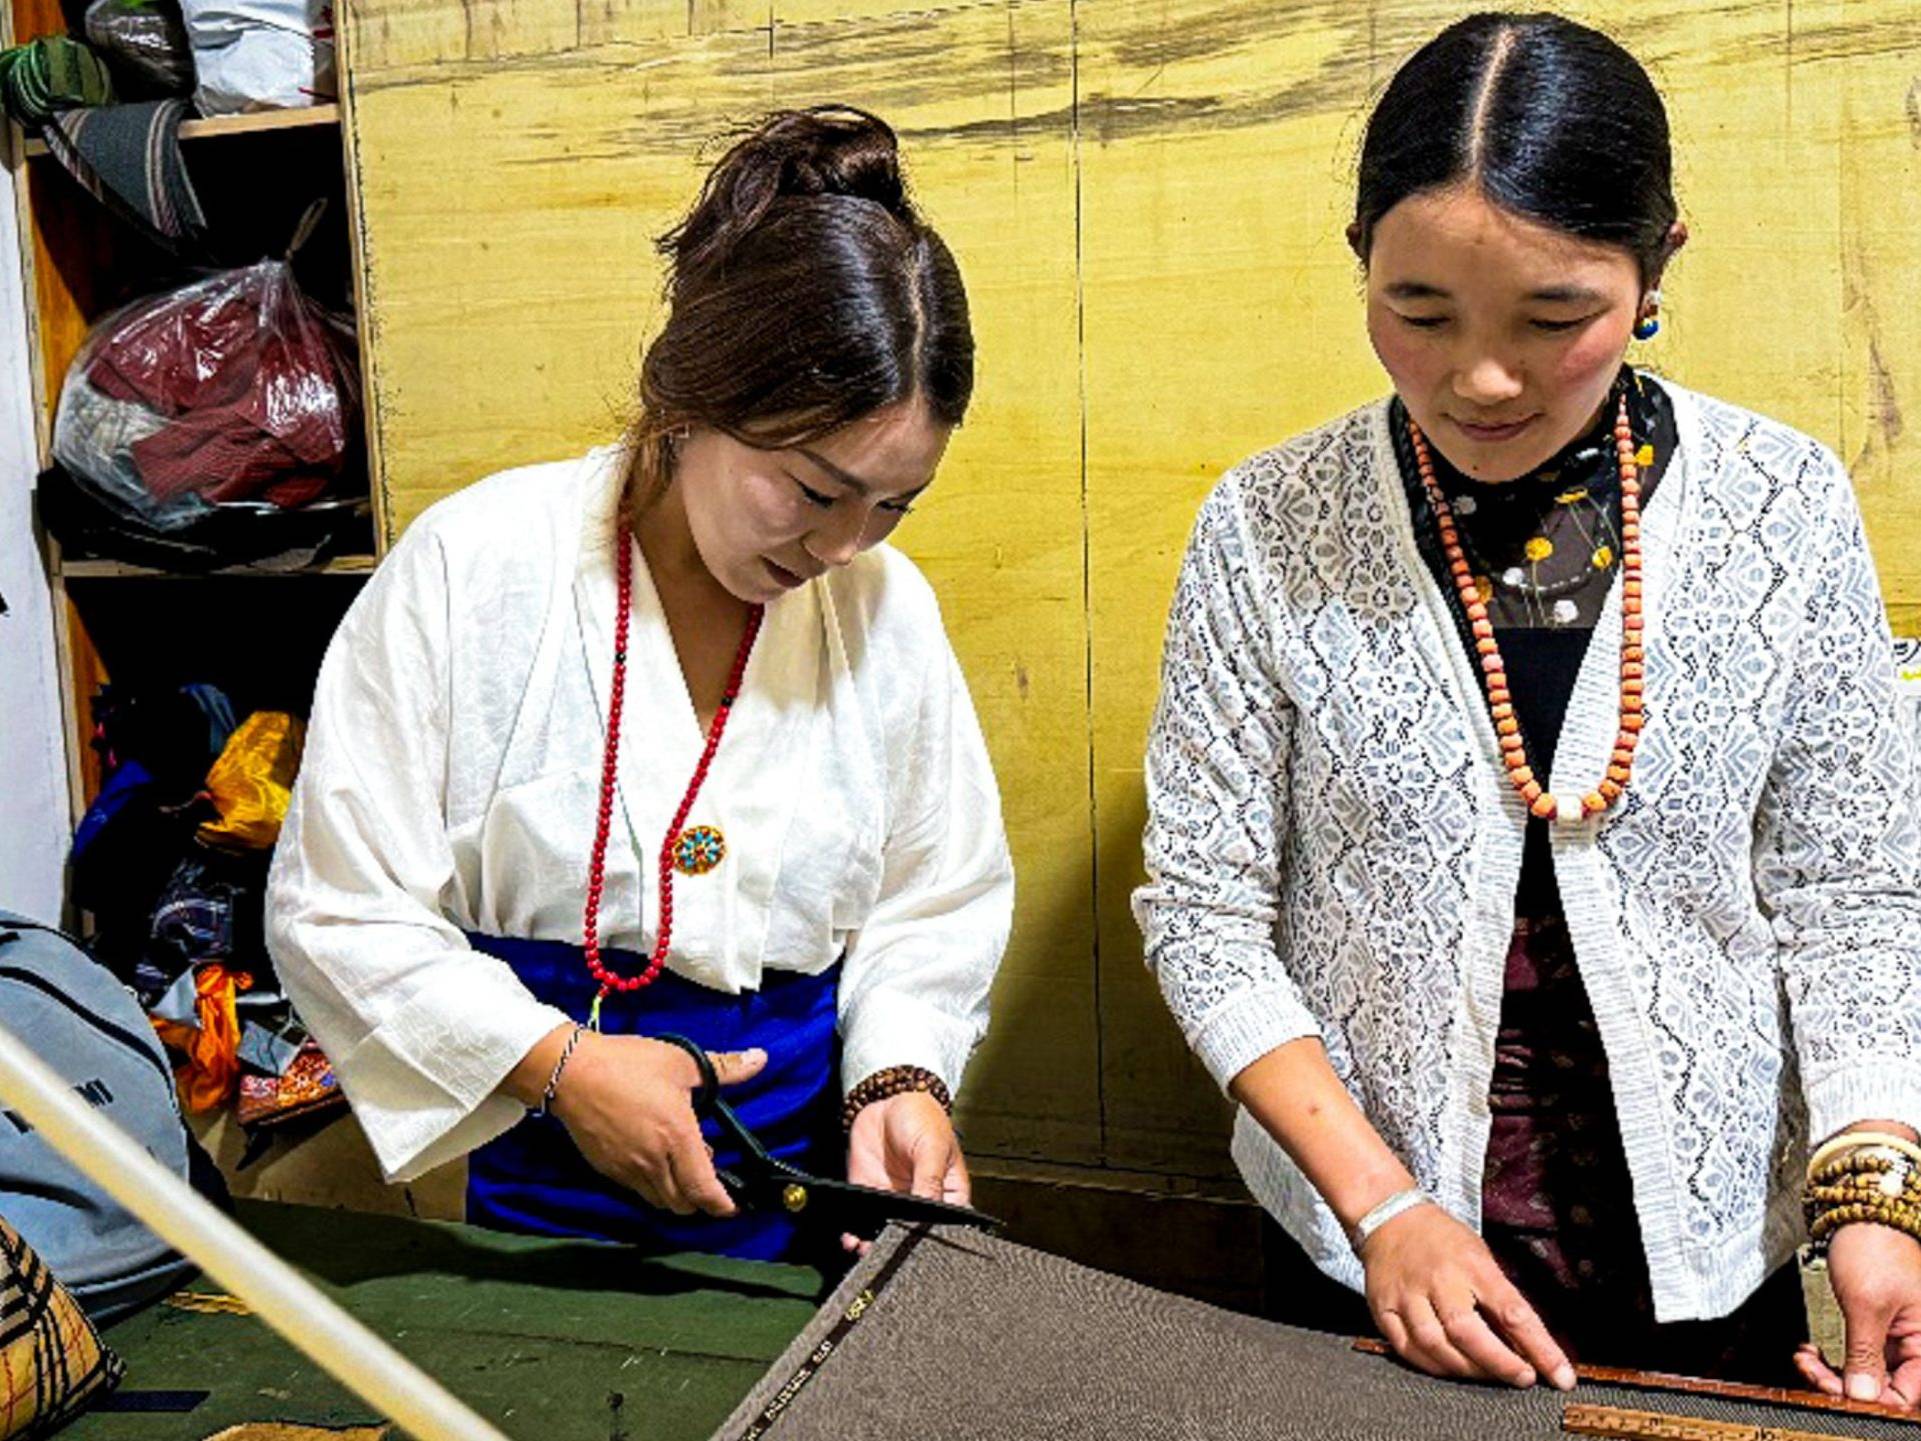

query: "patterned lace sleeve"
(1132, 482), (1322, 1090)
(1757, 447), (1921, 1143)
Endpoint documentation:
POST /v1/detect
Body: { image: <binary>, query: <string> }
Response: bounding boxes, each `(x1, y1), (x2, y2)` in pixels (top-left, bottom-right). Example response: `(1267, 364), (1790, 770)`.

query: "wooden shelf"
(59, 553), (376, 579)
(19, 104), (341, 159)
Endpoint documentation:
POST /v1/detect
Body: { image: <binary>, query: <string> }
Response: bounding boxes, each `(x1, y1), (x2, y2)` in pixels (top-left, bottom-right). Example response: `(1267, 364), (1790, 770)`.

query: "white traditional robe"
(268, 447), (1013, 1182)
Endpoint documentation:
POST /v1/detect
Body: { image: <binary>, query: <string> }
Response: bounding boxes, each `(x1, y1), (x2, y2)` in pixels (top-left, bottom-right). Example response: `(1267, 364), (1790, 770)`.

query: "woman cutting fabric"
(268, 106), (1011, 1264)
(1136, 13), (1921, 1405)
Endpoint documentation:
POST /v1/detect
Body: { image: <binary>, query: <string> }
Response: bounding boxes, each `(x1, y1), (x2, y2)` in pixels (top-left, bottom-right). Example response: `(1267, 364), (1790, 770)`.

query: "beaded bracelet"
(1807, 1171), (1921, 1201)
(1803, 1140), (1921, 1251)
(1809, 1199), (1921, 1245)
(1806, 1130), (1921, 1179)
(841, 1065), (952, 1132)
(1804, 1147), (1920, 1212)
(534, 1024), (588, 1117)
(1809, 1152), (1918, 1189)
(1798, 1191), (1921, 1221)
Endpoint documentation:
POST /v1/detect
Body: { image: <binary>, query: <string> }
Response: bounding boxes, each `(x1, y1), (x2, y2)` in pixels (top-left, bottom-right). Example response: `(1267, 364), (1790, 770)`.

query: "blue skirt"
(465, 933), (843, 1263)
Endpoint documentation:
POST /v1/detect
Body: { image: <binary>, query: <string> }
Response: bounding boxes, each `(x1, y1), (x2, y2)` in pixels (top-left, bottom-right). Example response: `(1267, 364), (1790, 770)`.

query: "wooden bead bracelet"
(842, 1065), (952, 1132)
(1809, 1199), (1921, 1245)
(1803, 1135), (1921, 1251)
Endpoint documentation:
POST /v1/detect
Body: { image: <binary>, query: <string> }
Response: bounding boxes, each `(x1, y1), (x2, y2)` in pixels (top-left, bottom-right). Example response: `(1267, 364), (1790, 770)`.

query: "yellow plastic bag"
(197, 710), (305, 851)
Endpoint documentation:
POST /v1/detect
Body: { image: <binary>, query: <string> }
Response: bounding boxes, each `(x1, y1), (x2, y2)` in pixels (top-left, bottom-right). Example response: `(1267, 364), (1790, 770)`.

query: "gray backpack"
(0, 910), (199, 1321)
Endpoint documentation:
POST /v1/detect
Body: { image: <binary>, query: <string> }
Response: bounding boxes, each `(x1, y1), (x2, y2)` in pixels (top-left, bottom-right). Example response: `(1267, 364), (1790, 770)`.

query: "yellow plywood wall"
(342, 0), (1921, 1183)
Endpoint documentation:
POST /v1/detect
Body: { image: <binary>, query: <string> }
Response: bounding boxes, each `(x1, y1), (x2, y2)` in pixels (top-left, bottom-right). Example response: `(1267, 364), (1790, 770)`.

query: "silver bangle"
(1349, 1186), (1432, 1254)
(535, 1024), (587, 1117)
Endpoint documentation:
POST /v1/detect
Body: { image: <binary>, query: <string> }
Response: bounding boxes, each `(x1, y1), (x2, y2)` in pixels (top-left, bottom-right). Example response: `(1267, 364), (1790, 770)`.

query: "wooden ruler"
(1563, 1401), (1858, 1441)
(1350, 1337), (1921, 1426)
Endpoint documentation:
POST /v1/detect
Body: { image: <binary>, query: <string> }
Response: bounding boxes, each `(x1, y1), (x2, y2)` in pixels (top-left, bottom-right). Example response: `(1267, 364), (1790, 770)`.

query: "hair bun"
(662, 106), (915, 284)
(753, 106), (908, 213)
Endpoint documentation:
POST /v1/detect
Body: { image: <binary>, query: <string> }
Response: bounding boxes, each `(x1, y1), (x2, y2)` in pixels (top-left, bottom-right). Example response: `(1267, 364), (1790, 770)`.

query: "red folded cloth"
(81, 259), (358, 510)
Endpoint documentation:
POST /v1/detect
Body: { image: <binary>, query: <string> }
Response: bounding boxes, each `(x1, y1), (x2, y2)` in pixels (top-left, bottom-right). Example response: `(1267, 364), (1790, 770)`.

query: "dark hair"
(1353, 13), (1677, 283)
(625, 106), (973, 511)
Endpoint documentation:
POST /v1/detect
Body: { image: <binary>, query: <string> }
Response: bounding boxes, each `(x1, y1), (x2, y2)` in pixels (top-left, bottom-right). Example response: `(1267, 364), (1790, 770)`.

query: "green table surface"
(66, 1200), (828, 1441)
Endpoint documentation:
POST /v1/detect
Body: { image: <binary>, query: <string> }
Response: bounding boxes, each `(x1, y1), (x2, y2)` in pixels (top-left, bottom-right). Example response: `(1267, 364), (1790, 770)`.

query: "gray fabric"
(714, 1226), (1921, 1441)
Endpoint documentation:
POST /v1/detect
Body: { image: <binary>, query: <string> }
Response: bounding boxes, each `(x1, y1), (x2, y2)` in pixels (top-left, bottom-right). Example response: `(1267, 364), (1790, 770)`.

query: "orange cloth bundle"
(197, 711), (305, 851)
(152, 962), (253, 1112)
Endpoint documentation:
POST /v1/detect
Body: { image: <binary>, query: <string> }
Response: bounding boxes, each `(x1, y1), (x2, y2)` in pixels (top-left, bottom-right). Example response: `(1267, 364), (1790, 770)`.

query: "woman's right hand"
(546, 1031), (767, 1216)
(1362, 1202), (1575, 1391)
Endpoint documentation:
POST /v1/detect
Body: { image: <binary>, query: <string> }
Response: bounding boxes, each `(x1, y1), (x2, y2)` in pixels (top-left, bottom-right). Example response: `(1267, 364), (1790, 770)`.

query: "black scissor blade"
(796, 1178), (1001, 1237)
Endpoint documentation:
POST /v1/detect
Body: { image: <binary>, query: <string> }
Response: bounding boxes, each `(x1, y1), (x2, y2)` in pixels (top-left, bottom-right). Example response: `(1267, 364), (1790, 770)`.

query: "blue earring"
(1633, 289), (1662, 341)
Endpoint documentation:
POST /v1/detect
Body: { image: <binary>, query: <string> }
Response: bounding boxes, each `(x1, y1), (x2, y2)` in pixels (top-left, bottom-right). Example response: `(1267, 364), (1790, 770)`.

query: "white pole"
(0, 1017), (512, 1441)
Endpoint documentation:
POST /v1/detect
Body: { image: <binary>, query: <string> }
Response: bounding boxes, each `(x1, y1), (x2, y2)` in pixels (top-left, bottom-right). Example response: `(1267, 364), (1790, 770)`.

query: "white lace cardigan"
(1133, 379), (1921, 1321)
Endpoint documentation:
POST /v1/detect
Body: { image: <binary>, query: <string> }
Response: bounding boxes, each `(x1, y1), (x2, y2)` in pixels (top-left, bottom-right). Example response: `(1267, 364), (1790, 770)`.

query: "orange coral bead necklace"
(1407, 393), (1645, 824)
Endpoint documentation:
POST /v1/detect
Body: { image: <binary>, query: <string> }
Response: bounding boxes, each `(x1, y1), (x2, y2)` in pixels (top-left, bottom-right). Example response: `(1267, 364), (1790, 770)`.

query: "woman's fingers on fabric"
(1376, 1306), (1413, 1361)
(1440, 1301), (1535, 1387)
(1402, 1296), (1488, 1380)
(1480, 1279), (1573, 1390)
(580, 1124), (665, 1210)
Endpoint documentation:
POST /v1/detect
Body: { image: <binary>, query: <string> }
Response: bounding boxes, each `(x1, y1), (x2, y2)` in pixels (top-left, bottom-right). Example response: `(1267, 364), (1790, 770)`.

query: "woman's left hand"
(1795, 1223), (1921, 1409)
(841, 1091), (969, 1254)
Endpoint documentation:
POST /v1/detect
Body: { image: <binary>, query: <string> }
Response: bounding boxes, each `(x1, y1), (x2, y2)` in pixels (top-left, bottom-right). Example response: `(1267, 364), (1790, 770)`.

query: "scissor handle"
(652, 1032), (719, 1109)
(651, 1032), (783, 1182)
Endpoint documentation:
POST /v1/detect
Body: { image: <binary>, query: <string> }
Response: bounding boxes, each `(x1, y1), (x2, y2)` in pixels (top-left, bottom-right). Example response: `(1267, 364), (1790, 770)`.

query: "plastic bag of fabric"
(84, 0), (194, 98)
(197, 710), (305, 851)
(52, 255), (361, 535)
(178, 0), (335, 115)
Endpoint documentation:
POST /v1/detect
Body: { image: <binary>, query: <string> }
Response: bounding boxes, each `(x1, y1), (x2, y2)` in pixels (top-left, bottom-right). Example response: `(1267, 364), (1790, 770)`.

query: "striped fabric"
(0, 1216), (123, 1440)
(42, 98), (206, 255)
(0, 37), (112, 127)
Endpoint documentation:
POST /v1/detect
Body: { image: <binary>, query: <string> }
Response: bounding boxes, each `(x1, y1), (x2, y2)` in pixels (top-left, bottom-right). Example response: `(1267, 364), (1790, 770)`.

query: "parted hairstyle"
(1353, 14), (1679, 285)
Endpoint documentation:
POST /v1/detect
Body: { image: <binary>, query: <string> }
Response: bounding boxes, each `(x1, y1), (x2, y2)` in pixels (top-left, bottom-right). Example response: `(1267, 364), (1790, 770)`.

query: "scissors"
(656, 1033), (1001, 1239)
